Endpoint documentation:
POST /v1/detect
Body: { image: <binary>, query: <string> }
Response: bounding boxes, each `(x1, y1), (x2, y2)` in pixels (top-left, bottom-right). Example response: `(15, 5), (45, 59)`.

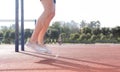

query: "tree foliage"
(0, 20), (120, 44)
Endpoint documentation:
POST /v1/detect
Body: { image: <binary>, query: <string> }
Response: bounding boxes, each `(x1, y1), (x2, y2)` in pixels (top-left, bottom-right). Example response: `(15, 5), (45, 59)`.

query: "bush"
(90, 35), (97, 42)
(95, 39), (118, 43)
(117, 37), (120, 43)
(79, 40), (94, 44)
(78, 33), (86, 41)
(69, 33), (79, 40)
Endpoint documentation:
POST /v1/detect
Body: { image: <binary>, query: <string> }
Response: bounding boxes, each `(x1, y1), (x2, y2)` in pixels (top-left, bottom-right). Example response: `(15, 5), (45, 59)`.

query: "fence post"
(15, 0), (19, 52)
(21, 0), (24, 51)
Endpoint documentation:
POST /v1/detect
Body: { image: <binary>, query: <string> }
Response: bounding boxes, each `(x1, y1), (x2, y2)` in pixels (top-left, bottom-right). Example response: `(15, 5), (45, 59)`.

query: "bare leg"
(29, 0), (55, 44)
(37, 0), (55, 45)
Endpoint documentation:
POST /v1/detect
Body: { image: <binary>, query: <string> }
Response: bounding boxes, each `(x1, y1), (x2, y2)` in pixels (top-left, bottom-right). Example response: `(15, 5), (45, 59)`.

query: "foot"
(37, 44), (52, 54)
(26, 41), (52, 54)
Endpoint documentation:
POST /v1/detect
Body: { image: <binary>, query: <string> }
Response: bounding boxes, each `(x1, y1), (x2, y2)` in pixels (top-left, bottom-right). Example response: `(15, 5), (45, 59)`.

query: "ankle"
(28, 40), (37, 44)
(38, 43), (44, 46)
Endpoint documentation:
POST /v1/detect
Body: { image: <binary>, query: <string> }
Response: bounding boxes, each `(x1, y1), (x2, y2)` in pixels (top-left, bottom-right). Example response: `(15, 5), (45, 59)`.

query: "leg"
(29, 12), (46, 43)
(38, 0), (55, 45)
(29, 0), (55, 44)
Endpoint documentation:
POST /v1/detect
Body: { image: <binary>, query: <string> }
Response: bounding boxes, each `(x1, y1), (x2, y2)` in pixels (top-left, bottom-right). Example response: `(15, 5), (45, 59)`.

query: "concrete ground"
(0, 44), (120, 72)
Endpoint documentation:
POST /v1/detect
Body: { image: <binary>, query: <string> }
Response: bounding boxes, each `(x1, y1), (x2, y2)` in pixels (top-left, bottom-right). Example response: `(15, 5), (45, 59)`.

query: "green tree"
(60, 23), (71, 38)
(48, 29), (59, 43)
(86, 33), (91, 40)
(92, 28), (101, 35)
(9, 30), (15, 43)
(81, 27), (92, 34)
(80, 20), (87, 28)
(0, 26), (9, 33)
(101, 27), (111, 36)
(100, 33), (106, 40)
(24, 29), (33, 41)
(60, 33), (66, 42)
(0, 31), (3, 37)
(0, 31), (3, 43)
(111, 26), (120, 38)
(88, 20), (101, 29)
(90, 35), (97, 42)
(3, 30), (11, 44)
(70, 33), (79, 40)
(78, 33), (86, 41)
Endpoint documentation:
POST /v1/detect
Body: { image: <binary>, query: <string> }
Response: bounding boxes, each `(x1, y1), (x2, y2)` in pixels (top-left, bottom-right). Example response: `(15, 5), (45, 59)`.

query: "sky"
(0, 0), (120, 28)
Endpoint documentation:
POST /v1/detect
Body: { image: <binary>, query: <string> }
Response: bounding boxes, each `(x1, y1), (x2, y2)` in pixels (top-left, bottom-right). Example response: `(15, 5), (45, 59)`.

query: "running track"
(0, 44), (120, 72)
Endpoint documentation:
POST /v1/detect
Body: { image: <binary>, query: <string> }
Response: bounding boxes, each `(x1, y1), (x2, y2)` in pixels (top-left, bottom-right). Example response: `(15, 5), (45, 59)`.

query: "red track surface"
(0, 44), (120, 72)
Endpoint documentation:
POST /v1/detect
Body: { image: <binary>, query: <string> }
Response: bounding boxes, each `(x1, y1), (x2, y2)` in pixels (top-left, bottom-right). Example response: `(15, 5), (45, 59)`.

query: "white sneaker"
(36, 44), (52, 54)
(25, 42), (52, 54)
